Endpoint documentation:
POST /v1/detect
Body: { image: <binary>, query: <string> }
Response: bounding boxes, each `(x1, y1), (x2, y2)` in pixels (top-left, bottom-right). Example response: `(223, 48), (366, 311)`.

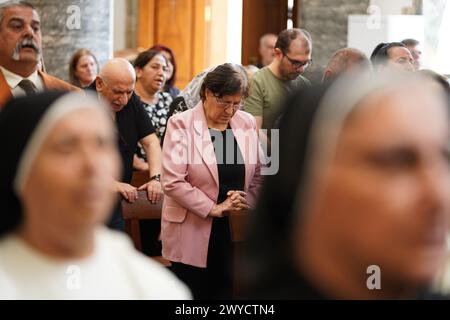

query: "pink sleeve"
(162, 116), (215, 219)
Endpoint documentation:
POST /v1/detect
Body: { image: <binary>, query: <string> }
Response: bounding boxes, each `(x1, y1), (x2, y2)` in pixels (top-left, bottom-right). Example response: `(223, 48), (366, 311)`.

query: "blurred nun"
(242, 71), (450, 299)
(0, 91), (191, 299)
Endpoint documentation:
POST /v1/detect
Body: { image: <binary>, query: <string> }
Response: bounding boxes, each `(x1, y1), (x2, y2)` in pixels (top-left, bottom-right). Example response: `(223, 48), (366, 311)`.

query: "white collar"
(0, 66), (41, 90)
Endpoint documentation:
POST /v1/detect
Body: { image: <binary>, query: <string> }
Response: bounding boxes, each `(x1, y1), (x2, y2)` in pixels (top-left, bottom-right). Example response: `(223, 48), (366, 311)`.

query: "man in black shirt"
(92, 58), (162, 230)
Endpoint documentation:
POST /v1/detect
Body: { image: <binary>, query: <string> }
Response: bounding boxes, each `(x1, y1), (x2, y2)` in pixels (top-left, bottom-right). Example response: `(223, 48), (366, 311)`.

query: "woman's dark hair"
(133, 49), (167, 70)
(149, 44), (177, 88)
(199, 63), (250, 101)
(68, 48), (99, 87)
(370, 42), (406, 67)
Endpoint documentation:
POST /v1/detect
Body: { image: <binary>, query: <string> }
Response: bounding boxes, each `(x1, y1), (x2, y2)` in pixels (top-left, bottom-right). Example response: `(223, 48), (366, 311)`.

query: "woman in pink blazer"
(161, 64), (264, 299)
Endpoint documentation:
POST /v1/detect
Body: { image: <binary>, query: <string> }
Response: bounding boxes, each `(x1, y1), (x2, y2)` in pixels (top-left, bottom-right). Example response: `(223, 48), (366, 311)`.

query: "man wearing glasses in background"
(244, 28), (312, 131)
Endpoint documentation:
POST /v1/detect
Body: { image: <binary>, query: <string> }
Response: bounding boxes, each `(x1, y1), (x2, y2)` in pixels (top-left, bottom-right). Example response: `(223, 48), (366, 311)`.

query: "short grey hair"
(0, 1), (36, 27)
(259, 33), (277, 46)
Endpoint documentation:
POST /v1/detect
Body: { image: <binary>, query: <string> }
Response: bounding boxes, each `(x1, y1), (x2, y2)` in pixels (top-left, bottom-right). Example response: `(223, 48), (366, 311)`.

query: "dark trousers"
(171, 217), (234, 300)
(108, 205), (125, 231)
(140, 220), (162, 256)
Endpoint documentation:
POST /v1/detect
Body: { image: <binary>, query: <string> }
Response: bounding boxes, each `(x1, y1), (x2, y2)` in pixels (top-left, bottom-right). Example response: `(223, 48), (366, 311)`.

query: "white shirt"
(0, 227), (192, 300)
(0, 66), (44, 97)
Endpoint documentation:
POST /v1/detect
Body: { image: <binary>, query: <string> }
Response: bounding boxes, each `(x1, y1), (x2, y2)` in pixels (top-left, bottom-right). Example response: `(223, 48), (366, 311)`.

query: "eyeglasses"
(282, 51), (312, 69)
(214, 96), (243, 111)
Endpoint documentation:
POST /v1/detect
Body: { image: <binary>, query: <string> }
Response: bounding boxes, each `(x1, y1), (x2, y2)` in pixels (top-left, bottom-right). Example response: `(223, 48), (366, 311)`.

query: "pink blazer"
(161, 102), (264, 268)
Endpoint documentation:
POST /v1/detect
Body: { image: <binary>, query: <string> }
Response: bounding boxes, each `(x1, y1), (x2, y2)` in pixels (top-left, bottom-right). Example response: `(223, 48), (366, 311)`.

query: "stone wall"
(126, 0), (138, 49)
(29, 0), (112, 82)
(299, 0), (371, 83)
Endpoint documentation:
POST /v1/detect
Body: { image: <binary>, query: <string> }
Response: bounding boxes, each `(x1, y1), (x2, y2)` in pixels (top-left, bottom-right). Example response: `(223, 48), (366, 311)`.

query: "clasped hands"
(209, 190), (250, 218)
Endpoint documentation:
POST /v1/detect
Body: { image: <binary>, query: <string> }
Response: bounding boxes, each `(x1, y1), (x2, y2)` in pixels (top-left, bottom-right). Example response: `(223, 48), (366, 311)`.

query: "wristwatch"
(149, 174), (161, 182)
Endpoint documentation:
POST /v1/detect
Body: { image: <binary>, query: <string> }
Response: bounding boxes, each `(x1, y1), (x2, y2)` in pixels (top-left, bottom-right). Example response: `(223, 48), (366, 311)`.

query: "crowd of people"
(0, 0), (449, 300)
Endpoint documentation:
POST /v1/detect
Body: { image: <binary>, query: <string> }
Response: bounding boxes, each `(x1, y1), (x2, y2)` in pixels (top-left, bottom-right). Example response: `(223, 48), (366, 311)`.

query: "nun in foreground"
(242, 71), (450, 299)
(0, 91), (191, 299)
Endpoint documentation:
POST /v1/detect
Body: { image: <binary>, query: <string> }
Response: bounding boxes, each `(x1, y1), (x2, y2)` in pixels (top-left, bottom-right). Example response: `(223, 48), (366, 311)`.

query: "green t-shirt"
(244, 67), (311, 130)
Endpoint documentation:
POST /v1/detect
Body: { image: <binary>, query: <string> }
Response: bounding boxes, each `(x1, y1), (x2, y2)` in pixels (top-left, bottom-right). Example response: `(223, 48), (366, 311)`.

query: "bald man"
(88, 58), (163, 231)
(322, 48), (371, 83)
(258, 33), (277, 68)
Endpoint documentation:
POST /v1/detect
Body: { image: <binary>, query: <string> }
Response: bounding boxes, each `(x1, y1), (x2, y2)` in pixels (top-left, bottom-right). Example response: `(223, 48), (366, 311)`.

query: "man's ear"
(274, 48), (284, 60)
(95, 76), (103, 92)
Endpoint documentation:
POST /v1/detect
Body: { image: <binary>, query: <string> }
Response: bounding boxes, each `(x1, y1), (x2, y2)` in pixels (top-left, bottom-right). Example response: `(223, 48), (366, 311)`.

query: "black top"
(86, 82), (155, 183)
(209, 128), (245, 203)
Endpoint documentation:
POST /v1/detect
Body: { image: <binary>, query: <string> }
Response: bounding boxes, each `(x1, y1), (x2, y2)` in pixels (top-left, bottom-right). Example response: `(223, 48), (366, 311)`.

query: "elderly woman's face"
(21, 107), (120, 228)
(305, 83), (450, 289)
(204, 89), (243, 125)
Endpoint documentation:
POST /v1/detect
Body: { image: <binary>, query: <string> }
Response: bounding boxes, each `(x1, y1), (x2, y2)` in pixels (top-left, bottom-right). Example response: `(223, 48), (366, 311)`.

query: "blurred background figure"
(0, 92), (190, 299)
(161, 64), (263, 299)
(322, 47), (371, 83)
(242, 72), (450, 299)
(257, 33), (277, 69)
(149, 44), (180, 99)
(68, 48), (99, 88)
(402, 38), (423, 70)
(370, 42), (415, 72)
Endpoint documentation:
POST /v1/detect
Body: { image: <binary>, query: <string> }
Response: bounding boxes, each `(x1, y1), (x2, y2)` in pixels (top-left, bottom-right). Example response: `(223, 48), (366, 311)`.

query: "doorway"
(241, 0), (299, 66)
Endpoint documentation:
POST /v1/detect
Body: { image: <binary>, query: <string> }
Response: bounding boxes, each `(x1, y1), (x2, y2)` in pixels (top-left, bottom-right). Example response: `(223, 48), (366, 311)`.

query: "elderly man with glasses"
(244, 28), (312, 131)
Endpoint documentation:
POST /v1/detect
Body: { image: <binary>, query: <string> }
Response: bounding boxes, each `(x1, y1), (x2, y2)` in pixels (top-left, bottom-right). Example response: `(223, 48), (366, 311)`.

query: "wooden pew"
(122, 169), (170, 267)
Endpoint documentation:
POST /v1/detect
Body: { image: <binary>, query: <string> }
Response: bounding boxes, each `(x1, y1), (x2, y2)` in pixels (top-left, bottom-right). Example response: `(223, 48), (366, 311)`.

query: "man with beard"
(0, 1), (77, 109)
(244, 28), (312, 131)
